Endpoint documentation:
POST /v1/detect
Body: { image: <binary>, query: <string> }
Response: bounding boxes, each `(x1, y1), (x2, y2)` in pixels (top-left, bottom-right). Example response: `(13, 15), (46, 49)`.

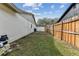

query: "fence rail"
(45, 16), (79, 48)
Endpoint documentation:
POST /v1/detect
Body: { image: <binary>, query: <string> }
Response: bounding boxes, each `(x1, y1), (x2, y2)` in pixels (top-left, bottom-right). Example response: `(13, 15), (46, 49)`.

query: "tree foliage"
(37, 18), (58, 25)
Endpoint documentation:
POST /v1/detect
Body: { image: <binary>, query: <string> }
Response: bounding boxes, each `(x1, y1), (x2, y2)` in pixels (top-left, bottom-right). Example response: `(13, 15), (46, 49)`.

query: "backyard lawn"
(7, 32), (79, 56)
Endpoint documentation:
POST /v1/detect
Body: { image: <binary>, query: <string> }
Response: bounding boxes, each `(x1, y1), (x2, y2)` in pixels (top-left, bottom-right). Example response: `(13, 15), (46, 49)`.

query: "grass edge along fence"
(45, 16), (79, 48)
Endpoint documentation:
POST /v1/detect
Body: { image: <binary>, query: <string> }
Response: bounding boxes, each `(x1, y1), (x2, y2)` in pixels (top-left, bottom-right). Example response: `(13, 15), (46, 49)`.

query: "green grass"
(6, 32), (79, 56)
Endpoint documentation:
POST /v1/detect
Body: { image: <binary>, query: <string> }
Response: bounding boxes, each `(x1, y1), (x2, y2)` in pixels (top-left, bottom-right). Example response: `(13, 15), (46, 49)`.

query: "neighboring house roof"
(3, 3), (36, 25)
(57, 3), (76, 23)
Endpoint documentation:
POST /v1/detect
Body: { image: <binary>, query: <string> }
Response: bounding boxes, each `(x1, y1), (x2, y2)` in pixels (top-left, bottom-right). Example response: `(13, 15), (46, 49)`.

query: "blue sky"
(14, 3), (71, 22)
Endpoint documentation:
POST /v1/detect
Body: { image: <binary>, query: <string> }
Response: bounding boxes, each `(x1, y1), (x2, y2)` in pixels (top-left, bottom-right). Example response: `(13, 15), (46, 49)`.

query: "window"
(31, 24), (32, 28)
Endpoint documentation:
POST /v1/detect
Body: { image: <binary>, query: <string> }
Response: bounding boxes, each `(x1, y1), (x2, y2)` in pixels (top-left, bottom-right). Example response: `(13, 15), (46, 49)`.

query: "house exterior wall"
(0, 4), (36, 43)
(37, 27), (45, 31)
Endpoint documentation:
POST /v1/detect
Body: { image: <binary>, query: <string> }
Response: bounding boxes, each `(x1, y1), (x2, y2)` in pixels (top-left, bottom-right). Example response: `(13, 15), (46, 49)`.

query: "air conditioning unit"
(0, 35), (8, 48)
(0, 35), (10, 55)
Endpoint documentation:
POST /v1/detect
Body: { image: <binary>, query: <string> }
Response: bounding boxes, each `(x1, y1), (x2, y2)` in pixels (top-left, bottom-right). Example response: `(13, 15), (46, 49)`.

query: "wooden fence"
(45, 16), (79, 48)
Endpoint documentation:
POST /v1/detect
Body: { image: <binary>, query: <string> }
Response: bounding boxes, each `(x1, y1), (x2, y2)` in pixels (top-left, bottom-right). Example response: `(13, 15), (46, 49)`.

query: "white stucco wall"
(0, 9), (36, 43)
(37, 27), (45, 31)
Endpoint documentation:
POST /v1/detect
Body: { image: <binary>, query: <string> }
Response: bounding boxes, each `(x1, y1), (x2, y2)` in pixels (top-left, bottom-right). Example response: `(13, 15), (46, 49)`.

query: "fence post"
(53, 24), (54, 36)
(74, 21), (76, 46)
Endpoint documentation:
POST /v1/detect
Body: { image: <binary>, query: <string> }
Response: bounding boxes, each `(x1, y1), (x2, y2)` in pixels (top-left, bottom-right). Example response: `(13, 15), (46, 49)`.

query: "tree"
(37, 18), (56, 25)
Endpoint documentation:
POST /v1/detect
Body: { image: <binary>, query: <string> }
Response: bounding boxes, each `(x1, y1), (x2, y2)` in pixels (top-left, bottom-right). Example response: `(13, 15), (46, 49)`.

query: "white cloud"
(23, 3), (42, 8)
(60, 4), (65, 8)
(33, 7), (39, 10)
(51, 5), (55, 9)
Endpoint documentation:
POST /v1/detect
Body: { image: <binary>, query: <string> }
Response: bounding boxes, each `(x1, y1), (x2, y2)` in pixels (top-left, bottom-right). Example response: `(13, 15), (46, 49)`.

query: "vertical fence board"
(75, 20), (79, 48)
(66, 22), (69, 43)
(71, 22), (75, 46)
